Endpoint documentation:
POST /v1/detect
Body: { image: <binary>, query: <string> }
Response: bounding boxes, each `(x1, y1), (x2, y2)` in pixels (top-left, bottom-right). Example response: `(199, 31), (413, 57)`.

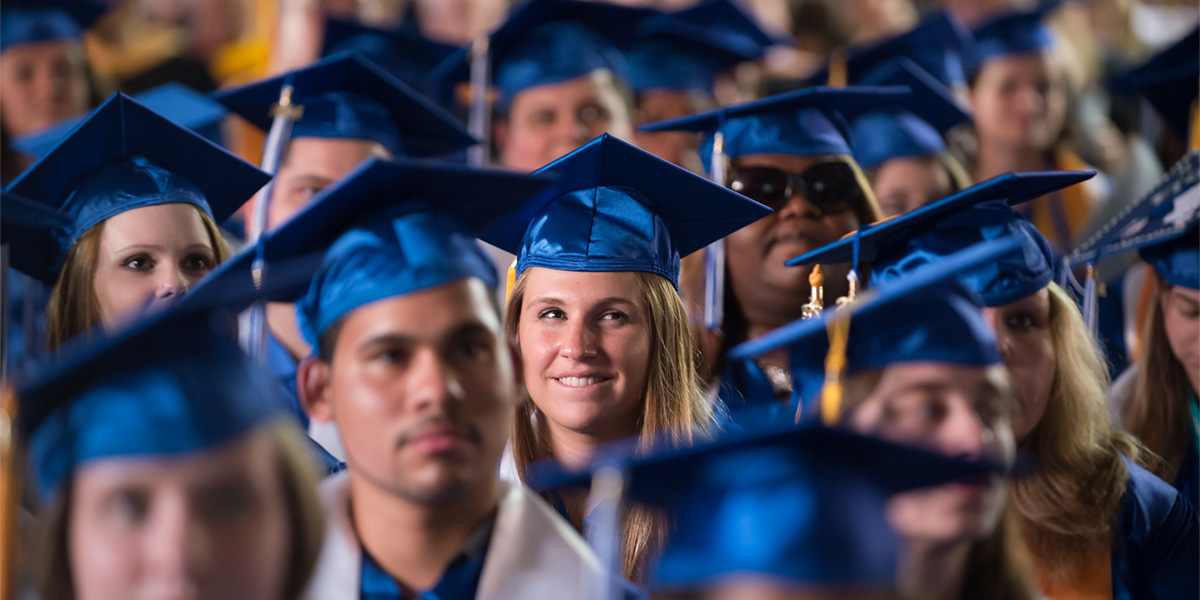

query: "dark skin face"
(725, 154), (863, 340)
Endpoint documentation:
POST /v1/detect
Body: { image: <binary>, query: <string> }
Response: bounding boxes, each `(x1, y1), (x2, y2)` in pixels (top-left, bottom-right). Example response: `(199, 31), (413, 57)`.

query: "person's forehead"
(281, 137), (389, 176)
(509, 71), (622, 109)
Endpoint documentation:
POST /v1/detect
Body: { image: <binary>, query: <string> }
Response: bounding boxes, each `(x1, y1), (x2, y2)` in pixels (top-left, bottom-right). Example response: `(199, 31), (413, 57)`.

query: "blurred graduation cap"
(806, 11), (974, 91)
(528, 423), (1007, 592)
(216, 52), (474, 159)
(12, 83), (231, 158)
(428, 0), (658, 110)
(1110, 27), (1200, 145)
(626, 1), (777, 96)
(3, 92), (271, 284)
(474, 134), (771, 289)
(789, 170), (1095, 308)
(0, 0), (109, 52)
(730, 239), (1011, 423)
(1, 192), (70, 277)
(183, 156), (556, 347)
(848, 58), (972, 170)
(965, 2), (1060, 78)
(18, 306), (287, 501)
(320, 18), (459, 90)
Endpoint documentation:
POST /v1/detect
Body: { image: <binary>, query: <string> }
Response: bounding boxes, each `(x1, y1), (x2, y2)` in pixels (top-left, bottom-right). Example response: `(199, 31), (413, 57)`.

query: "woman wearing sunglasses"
(639, 87), (898, 426)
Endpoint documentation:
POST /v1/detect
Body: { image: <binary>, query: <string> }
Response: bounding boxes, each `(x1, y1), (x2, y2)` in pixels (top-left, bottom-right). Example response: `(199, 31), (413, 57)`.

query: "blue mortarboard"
(640, 86), (911, 172)
(528, 424), (1006, 590)
(12, 83), (230, 158)
(733, 240), (1011, 419)
(3, 93), (271, 284)
(0, 0), (108, 52)
(184, 157), (555, 346)
(475, 134), (771, 288)
(789, 171), (1095, 307)
(216, 53), (475, 158)
(626, 2), (773, 96)
(1072, 150), (1199, 291)
(1111, 27), (1200, 144)
(849, 59), (973, 170)
(965, 2), (1058, 78)
(1, 192), (71, 283)
(18, 308), (287, 500)
(429, 0), (658, 109)
(321, 18), (459, 89)
(807, 11), (974, 90)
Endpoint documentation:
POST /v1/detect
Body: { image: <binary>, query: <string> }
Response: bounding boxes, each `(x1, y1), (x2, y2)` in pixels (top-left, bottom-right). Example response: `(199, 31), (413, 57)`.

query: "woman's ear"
(296, 356), (334, 423)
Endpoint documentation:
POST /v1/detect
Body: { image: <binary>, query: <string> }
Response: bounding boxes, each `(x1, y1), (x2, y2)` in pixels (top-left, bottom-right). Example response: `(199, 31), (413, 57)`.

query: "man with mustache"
(270, 157), (634, 599)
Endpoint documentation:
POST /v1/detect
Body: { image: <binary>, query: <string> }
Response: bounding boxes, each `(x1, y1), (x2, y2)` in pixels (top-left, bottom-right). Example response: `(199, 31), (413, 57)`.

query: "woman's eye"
(600, 311), (628, 322)
(112, 491), (150, 524)
(1004, 313), (1036, 331)
(182, 254), (213, 272)
(529, 110), (555, 126)
(199, 486), (254, 523)
(122, 256), (153, 271)
(539, 308), (565, 320)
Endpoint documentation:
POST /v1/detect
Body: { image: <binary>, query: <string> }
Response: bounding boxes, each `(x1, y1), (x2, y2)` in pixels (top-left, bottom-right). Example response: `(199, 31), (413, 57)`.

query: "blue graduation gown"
(715, 359), (796, 430)
(1111, 457), (1200, 600)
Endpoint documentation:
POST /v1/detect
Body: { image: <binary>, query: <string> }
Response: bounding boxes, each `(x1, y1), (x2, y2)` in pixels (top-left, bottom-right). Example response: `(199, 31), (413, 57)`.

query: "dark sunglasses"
(728, 161), (865, 216)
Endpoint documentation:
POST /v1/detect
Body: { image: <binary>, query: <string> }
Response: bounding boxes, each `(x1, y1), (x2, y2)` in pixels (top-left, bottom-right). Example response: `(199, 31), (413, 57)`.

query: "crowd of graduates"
(0, 0), (1198, 598)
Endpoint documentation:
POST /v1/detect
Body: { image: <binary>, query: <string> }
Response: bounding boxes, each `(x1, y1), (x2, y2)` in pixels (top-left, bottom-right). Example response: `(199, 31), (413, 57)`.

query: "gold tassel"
(505, 259), (518, 302)
(1190, 95), (1199, 151)
(820, 311), (851, 425)
(827, 49), (848, 88)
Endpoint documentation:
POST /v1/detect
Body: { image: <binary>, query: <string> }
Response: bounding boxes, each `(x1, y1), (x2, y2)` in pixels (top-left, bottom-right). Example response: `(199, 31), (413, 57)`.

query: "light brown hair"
(1124, 276), (1192, 481)
(45, 206), (232, 349)
(506, 269), (716, 583)
(33, 419), (325, 600)
(1009, 283), (1148, 584)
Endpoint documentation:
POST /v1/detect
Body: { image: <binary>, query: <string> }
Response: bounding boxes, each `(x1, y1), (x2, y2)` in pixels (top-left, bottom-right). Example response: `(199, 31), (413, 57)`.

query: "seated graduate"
(791, 171), (1199, 599)
(429, 0), (652, 172)
(212, 53), (474, 455)
(475, 134), (769, 582)
(19, 307), (324, 600)
(804, 12), (976, 218)
(625, 0), (777, 172)
(1073, 151), (1200, 511)
(4, 92), (268, 350)
(731, 241), (1038, 600)
(526, 402), (1009, 599)
(639, 86), (904, 424)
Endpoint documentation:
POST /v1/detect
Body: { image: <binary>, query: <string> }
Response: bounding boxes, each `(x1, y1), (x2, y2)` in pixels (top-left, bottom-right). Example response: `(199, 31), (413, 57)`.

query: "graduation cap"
(474, 134), (771, 289)
(0, 0), (109, 52)
(806, 10), (974, 90)
(320, 18), (459, 90)
(965, 2), (1059, 77)
(18, 306), (288, 501)
(3, 92), (271, 284)
(215, 52), (475, 158)
(183, 156), (556, 346)
(626, 2), (774, 96)
(1, 191), (70, 270)
(527, 423), (1008, 591)
(1110, 27), (1200, 145)
(788, 170), (1095, 307)
(849, 58), (973, 170)
(12, 83), (231, 158)
(428, 0), (659, 110)
(640, 86), (910, 174)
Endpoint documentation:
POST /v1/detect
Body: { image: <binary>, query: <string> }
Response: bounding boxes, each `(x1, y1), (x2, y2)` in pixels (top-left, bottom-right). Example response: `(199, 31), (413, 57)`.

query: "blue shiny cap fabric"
(788, 171), (1094, 306)
(428, 0), (657, 109)
(731, 240), (1009, 393)
(321, 18), (458, 89)
(4, 92), (270, 284)
(475, 134), (771, 287)
(806, 11), (974, 90)
(18, 308), (286, 501)
(0, 0), (108, 52)
(640, 86), (910, 171)
(13, 82), (230, 158)
(184, 157), (554, 345)
(850, 59), (973, 169)
(965, 3), (1058, 77)
(1, 192), (71, 280)
(1072, 151), (1199, 290)
(215, 53), (475, 158)
(1110, 27), (1199, 144)
(527, 424), (1005, 589)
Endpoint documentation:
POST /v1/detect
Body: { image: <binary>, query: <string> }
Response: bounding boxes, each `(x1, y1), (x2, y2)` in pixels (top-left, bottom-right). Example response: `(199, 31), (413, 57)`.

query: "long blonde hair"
(1010, 283), (1147, 583)
(1124, 277), (1192, 481)
(45, 206), (232, 349)
(506, 269), (715, 583)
